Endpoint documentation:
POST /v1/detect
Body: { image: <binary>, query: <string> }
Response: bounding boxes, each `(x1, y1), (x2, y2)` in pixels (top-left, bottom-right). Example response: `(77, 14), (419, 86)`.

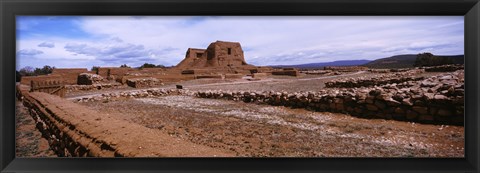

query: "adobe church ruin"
(176, 41), (277, 76)
(177, 41), (250, 69)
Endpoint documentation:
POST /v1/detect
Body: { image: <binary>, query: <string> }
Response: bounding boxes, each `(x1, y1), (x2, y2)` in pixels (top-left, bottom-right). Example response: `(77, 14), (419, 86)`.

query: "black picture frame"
(1, 0), (479, 172)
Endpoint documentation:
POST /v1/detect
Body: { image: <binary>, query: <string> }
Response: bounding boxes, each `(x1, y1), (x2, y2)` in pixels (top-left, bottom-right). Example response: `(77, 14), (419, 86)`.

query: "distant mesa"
(364, 54), (464, 69)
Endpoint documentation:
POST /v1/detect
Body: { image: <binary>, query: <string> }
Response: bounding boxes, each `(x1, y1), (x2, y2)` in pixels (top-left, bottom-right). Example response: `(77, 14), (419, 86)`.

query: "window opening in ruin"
(228, 48), (232, 55)
(196, 53), (203, 57)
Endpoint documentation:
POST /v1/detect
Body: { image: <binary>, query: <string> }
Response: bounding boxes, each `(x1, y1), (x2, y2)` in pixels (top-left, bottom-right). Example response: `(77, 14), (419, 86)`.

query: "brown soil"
(80, 95), (464, 157)
(16, 100), (56, 157)
(22, 70), (463, 157)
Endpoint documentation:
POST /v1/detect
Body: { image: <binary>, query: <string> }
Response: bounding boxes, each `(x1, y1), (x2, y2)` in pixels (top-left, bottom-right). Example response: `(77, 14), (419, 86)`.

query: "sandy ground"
(19, 70), (463, 157)
(16, 100), (56, 157)
(80, 95), (464, 157)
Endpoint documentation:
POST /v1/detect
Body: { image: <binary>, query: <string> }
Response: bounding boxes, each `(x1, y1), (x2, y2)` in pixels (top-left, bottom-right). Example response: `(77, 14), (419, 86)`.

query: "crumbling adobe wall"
(126, 77), (162, 88)
(18, 91), (233, 157)
(77, 73), (105, 85)
(271, 70), (300, 76)
(206, 41), (247, 67)
(195, 74), (223, 79)
(176, 48), (208, 70)
(225, 74), (244, 79)
(51, 68), (89, 85)
(97, 67), (135, 80)
(20, 75), (63, 86)
(176, 41), (252, 71)
(252, 73), (269, 79)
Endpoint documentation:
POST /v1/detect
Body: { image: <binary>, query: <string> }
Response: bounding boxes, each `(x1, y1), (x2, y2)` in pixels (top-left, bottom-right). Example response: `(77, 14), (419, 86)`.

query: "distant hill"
(363, 54), (464, 69)
(271, 60), (371, 69)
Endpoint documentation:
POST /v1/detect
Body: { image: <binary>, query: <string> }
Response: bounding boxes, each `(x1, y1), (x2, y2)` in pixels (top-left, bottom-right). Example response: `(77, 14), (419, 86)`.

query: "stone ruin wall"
(126, 77), (162, 88)
(17, 88), (233, 157)
(65, 83), (123, 93)
(96, 67), (136, 80)
(324, 66), (369, 72)
(271, 70), (300, 76)
(72, 69), (464, 126)
(206, 41), (247, 67)
(51, 68), (90, 85)
(20, 75), (63, 86)
(176, 48), (208, 70)
(423, 64), (464, 72)
(176, 41), (260, 76)
(325, 69), (426, 88)
(195, 70), (464, 126)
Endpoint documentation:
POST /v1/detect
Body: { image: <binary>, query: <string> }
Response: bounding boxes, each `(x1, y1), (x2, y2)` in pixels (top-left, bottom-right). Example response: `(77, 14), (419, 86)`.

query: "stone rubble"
(325, 69), (425, 88)
(72, 70), (464, 126)
(65, 83), (123, 93)
(77, 73), (105, 85)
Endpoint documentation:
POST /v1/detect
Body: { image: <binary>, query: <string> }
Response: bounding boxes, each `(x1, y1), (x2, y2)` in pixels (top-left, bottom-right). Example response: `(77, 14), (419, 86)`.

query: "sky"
(16, 16), (464, 70)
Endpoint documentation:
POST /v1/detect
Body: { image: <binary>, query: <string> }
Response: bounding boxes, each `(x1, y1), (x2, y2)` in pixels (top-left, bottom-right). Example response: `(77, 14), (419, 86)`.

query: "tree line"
(414, 52), (458, 67)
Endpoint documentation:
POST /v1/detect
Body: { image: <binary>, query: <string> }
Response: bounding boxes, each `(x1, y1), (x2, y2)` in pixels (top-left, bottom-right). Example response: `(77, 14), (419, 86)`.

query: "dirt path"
(15, 101), (56, 157)
(81, 96), (464, 157)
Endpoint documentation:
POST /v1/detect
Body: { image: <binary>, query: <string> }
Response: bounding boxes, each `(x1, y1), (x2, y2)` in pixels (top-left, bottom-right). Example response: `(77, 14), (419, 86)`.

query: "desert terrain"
(15, 41), (464, 157)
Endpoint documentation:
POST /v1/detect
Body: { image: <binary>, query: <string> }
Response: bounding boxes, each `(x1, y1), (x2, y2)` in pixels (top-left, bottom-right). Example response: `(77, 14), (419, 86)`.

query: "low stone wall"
(52, 68), (90, 85)
(225, 74), (244, 79)
(195, 74), (223, 79)
(324, 66), (369, 72)
(325, 70), (425, 88)
(195, 71), (464, 126)
(67, 71), (464, 126)
(423, 65), (464, 72)
(126, 77), (162, 88)
(65, 83), (123, 93)
(77, 73), (105, 85)
(18, 90), (233, 157)
(271, 70), (300, 76)
(252, 73), (269, 79)
(72, 88), (194, 103)
(20, 75), (63, 86)
(304, 70), (333, 75)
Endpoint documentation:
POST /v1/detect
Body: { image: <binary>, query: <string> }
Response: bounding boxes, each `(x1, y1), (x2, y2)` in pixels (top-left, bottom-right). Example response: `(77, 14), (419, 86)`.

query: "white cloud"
(17, 16), (464, 69)
(38, 41), (55, 48)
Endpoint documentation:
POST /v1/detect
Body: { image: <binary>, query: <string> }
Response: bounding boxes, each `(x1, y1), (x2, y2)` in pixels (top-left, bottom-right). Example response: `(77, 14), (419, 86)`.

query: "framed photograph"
(1, 0), (479, 172)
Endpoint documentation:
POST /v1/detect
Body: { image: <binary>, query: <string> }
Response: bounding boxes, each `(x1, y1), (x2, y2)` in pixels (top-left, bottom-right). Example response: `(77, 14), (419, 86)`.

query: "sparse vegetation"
(414, 52), (455, 67)
(91, 66), (100, 72)
(18, 65), (55, 77)
(139, 63), (165, 69)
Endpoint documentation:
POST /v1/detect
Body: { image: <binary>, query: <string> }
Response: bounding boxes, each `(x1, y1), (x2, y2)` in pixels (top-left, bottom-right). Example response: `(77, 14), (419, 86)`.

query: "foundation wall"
(17, 90), (233, 157)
